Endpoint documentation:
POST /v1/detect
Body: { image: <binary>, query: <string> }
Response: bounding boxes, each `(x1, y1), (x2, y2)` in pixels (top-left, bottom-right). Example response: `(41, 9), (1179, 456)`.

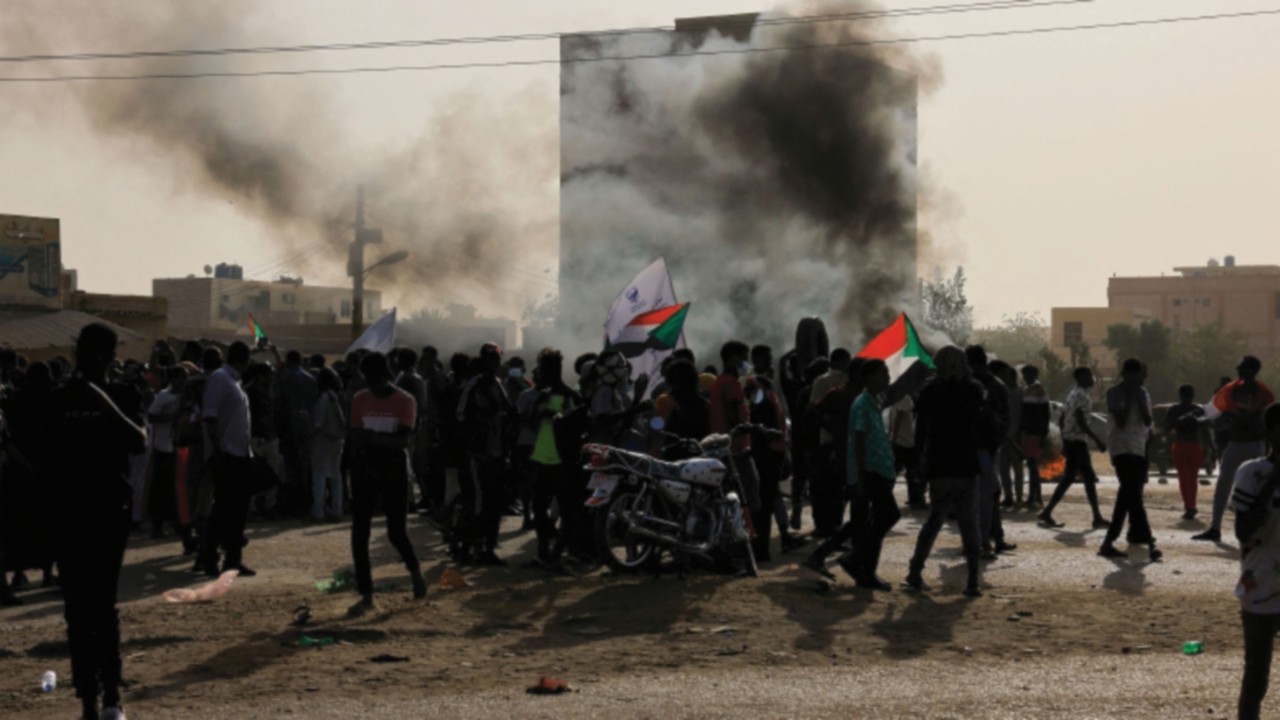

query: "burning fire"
(1039, 456), (1067, 480)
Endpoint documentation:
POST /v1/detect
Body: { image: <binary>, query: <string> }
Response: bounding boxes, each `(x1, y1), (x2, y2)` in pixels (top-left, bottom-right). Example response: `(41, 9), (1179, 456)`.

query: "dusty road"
(0, 475), (1252, 719)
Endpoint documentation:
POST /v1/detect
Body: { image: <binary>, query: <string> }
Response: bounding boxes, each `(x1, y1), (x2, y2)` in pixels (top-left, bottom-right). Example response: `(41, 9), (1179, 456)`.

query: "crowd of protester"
(4, 323), (1280, 718)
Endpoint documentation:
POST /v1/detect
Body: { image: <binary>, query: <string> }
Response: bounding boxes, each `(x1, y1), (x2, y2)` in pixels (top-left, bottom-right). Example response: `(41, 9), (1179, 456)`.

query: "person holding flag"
(1195, 356), (1276, 542)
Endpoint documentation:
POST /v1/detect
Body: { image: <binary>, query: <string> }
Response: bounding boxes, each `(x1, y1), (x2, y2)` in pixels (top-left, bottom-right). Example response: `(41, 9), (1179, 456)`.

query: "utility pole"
(348, 185), (381, 340)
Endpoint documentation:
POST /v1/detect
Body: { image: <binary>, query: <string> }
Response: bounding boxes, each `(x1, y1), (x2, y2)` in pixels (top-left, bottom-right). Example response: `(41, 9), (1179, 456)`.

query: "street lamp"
(364, 250), (409, 277)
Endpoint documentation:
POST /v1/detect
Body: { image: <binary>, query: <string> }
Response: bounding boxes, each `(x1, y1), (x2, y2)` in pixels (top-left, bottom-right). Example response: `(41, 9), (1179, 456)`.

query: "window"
(282, 293), (295, 304)
(1173, 298), (1181, 307)
(1063, 321), (1083, 346)
(340, 299), (351, 318)
(1202, 297), (1212, 307)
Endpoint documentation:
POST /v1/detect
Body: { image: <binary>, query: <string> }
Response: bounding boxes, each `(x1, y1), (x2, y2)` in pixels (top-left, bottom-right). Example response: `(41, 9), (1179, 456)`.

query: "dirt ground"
(0, 473), (1256, 719)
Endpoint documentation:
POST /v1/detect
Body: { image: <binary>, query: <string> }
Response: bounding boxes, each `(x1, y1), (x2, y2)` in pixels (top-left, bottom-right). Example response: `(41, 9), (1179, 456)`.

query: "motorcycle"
(582, 421), (769, 577)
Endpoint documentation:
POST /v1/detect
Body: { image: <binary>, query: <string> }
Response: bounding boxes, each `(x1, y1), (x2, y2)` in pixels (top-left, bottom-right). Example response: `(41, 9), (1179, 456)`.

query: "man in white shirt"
(146, 366), (193, 551)
(196, 341), (255, 578)
(1038, 367), (1110, 529)
(1098, 359), (1160, 562)
(1230, 403), (1280, 720)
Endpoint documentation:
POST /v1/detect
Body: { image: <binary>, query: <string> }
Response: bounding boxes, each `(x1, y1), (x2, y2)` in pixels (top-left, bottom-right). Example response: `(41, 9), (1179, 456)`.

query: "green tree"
(921, 266), (973, 346)
(1037, 345), (1072, 400)
(1171, 321), (1250, 400)
(970, 312), (1047, 364)
(1104, 320), (1175, 398)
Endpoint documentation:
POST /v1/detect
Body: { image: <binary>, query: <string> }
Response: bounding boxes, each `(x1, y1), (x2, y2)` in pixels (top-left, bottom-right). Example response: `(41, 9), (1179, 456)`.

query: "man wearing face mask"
(587, 351), (648, 449)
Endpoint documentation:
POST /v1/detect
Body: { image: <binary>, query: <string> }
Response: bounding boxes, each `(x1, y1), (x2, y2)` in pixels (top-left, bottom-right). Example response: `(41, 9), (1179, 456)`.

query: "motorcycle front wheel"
(596, 490), (660, 573)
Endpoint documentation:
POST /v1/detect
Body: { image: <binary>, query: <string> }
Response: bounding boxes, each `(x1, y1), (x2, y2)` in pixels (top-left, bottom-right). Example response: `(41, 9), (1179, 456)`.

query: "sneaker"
(1157, 477), (1168, 485)
(101, 707), (128, 720)
(1000, 499), (1014, 509)
(225, 564), (256, 578)
(1191, 528), (1221, 542)
(410, 570), (427, 600)
(1098, 543), (1127, 558)
(1182, 508), (1197, 521)
(962, 584), (983, 598)
(902, 572), (926, 592)
(1199, 478), (1211, 487)
(1149, 546), (1163, 563)
(1092, 518), (1112, 530)
(347, 596), (377, 618)
(995, 541), (1018, 554)
(801, 554), (836, 580)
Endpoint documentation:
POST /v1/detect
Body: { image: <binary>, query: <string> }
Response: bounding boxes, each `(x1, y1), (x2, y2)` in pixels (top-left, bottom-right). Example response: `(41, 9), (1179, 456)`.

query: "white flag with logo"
(346, 307), (397, 356)
(604, 258), (685, 380)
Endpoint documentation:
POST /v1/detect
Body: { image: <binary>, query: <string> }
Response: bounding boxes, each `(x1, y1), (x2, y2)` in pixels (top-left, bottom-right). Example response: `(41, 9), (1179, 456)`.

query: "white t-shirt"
(1061, 387), (1092, 443)
(1231, 457), (1280, 614)
(148, 389), (181, 453)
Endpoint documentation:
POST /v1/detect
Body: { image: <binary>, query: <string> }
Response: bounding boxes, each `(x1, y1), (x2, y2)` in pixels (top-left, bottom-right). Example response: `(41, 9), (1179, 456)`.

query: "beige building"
(1108, 258), (1280, 357)
(1048, 307), (1152, 377)
(0, 213), (166, 362)
(154, 268), (382, 337)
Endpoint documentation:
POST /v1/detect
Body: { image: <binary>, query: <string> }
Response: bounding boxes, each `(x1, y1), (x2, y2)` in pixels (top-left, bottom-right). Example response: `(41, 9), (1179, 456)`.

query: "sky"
(1, 0), (1278, 330)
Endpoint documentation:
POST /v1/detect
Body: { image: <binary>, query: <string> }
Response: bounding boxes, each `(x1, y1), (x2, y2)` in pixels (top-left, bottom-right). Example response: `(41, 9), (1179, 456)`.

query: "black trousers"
(58, 505), (130, 703)
(201, 454), (253, 569)
(1044, 440), (1103, 519)
(812, 473), (900, 577)
(751, 450), (785, 559)
(532, 461), (582, 562)
(810, 446), (846, 535)
(470, 455), (507, 552)
(424, 435), (447, 509)
(1106, 454), (1153, 545)
(1241, 610), (1280, 720)
(149, 450), (178, 531)
(350, 449), (420, 597)
(895, 445), (925, 505)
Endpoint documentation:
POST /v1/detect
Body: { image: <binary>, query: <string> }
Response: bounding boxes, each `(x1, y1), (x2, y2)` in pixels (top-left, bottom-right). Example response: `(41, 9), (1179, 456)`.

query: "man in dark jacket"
(52, 323), (147, 720)
(905, 346), (987, 597)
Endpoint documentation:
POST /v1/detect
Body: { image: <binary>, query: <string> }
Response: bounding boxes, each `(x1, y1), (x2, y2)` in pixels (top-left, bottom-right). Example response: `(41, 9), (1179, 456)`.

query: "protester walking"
(1019, 364), (1050, 508)
(1098, 359), (1161, 562)
(905, 346), (986, 597)
(1038, 368), (1110, 529)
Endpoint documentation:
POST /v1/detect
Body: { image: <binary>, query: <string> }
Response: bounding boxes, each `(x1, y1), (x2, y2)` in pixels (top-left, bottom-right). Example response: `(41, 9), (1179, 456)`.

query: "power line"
(1, 6), (1273, 84)
(0, 0), (1057, 64)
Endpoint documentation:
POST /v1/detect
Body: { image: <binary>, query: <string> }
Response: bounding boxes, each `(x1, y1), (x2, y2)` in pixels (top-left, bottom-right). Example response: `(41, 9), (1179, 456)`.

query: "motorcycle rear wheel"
(596, 491), (659, 573)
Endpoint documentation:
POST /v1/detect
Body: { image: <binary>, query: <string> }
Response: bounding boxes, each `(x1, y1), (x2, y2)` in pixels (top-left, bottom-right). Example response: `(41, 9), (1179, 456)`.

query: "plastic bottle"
(41, 670), (56, 692)
(1182, 641), (1204, 655)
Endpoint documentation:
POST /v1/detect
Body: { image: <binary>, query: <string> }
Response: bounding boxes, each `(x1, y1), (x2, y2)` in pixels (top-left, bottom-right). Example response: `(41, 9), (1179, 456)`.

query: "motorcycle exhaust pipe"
(626, 525), (713, 556)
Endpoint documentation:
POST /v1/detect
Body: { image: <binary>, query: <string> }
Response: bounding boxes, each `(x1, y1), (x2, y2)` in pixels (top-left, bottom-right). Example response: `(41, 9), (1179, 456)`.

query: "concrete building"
(1048, 306), (1151, 378)
(1108, 257), (1280, 357)
(0, 213), (162, 361)
(154, 267), (382, 338)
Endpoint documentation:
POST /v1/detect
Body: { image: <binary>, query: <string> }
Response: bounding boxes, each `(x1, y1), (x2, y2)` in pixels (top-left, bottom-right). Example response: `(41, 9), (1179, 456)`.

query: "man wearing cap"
(1195, 356), (1275, 542)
